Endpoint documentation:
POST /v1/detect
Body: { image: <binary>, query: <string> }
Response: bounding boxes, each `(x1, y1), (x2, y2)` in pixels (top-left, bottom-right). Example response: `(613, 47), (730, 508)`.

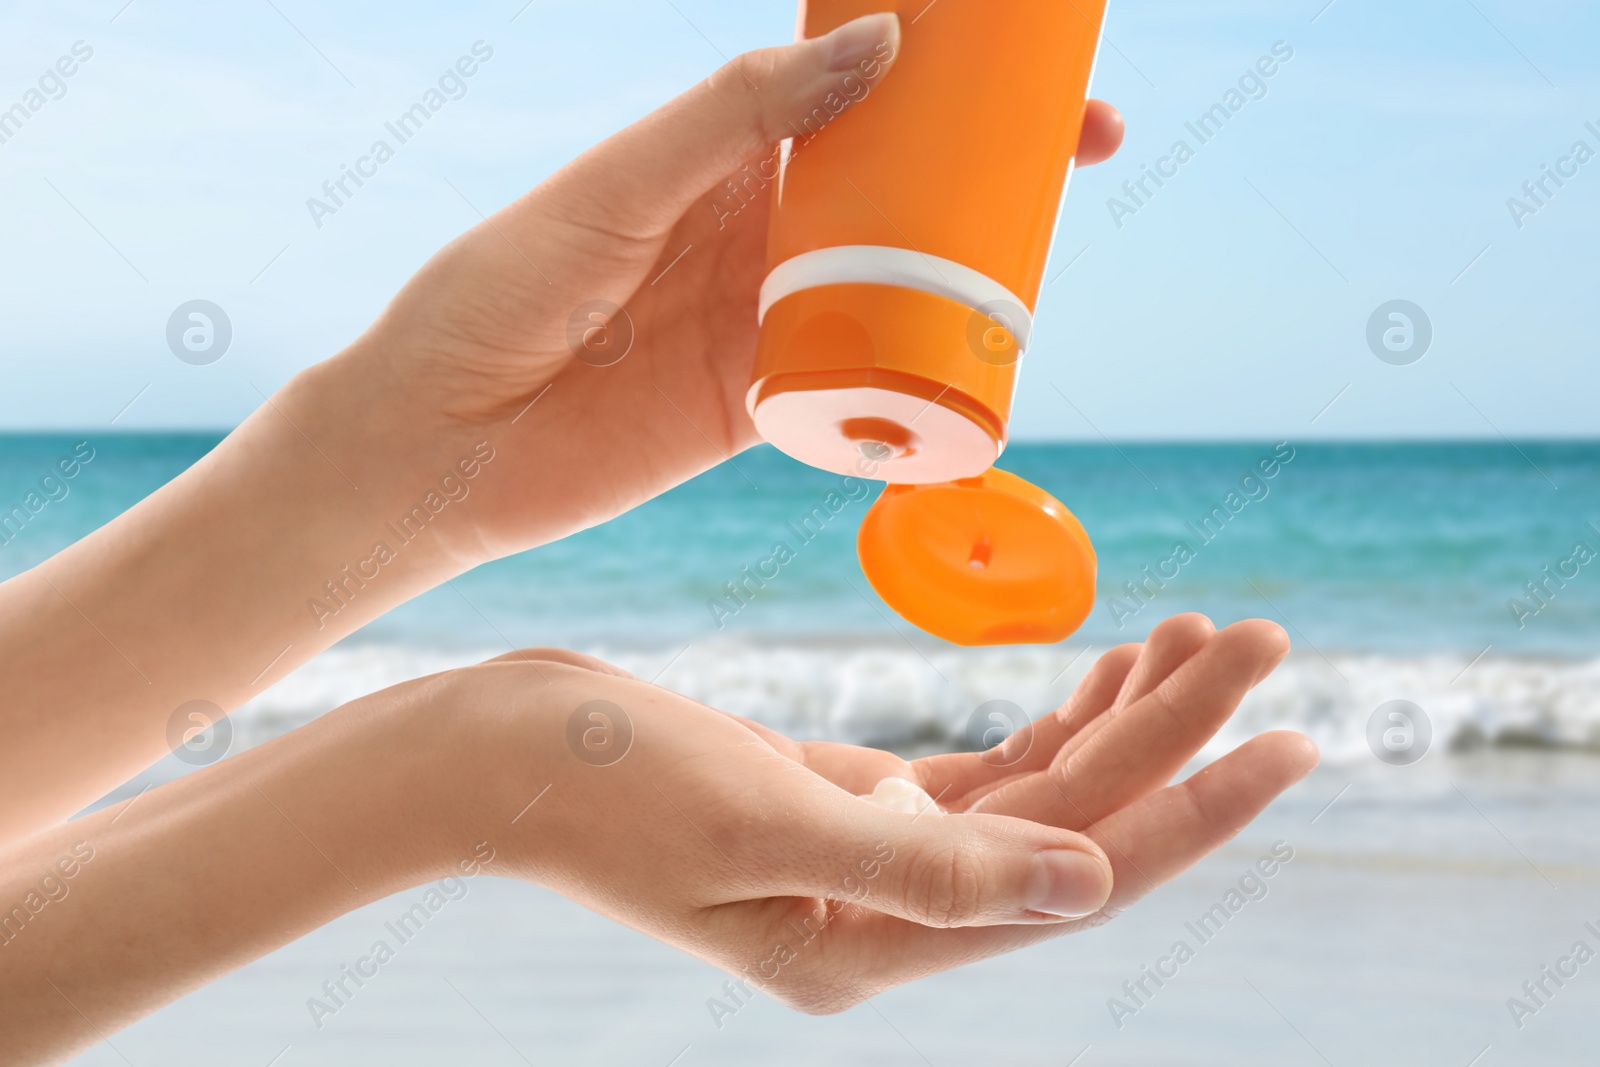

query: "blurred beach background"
(4, 0), (1600, 1063)
(2, 435), (1597, 1066)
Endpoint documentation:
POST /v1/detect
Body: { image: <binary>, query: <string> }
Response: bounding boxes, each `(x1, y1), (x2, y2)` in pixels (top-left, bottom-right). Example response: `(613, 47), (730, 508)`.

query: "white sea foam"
(225, 641), (1600, 765)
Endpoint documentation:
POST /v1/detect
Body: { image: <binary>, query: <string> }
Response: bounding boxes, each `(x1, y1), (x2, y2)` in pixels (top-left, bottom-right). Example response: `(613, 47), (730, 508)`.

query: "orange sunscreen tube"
(752, 0), (1107, 483)
(748, 0), (1106, 646)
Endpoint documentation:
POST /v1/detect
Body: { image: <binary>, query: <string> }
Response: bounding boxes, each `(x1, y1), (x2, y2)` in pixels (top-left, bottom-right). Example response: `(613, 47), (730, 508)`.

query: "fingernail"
(1026, 850), (1112, 919)
(825, 12), (900, 71)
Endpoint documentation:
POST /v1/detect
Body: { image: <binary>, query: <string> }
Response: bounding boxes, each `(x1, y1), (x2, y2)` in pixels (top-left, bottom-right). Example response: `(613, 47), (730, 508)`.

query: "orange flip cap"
(857, 469), (1097, 647)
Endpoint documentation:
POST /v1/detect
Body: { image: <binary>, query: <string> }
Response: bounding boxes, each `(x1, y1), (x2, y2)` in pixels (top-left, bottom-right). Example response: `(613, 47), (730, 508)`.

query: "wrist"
(400, 655), (606, 886)
(277, 677), (511, 893)
(291, 345), (506, 576)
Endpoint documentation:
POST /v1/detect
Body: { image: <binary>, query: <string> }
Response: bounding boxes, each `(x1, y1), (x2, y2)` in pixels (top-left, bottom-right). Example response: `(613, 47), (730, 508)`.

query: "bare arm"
(0, 618), (1315, 1065)
(0, 367), (475, 843)
(0, 666), (467, 1064)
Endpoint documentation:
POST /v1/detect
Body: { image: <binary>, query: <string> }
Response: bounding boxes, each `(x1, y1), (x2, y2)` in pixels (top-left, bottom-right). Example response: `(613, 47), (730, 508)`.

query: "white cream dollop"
(858, 776), (944, 817)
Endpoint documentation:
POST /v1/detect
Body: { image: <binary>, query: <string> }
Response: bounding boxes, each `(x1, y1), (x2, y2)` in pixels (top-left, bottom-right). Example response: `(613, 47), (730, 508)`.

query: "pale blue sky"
(0, 0), (1595, 438)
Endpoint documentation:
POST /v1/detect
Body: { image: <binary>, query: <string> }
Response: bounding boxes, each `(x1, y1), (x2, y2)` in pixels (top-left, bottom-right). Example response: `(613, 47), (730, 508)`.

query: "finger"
(1048, 643), (1146, 742)
(962, 615), (1214, 813)
(915, 643), (1142, 810)
(970, 619), (1289, 828)
(1065, 613), (1213, 755)
(1089, 730), (1319, 911)
(763, 730), (1318, 1007)
(532, 13), (901, 245)
(1077, 99), (1125, 166)
(1065, 621), (1288, 825)
(1111, 612), (1216, 713)
(730, 786), (1113, 928)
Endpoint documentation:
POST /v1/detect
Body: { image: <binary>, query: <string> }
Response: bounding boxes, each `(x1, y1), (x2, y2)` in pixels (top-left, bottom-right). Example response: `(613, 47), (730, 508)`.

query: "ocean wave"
(227, 641), (1600, 765)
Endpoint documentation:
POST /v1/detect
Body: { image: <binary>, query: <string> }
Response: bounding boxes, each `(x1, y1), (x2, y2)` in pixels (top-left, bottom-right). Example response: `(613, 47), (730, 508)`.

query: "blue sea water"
(3, 434), (1597, 656)
(7, 432), (1599, 763)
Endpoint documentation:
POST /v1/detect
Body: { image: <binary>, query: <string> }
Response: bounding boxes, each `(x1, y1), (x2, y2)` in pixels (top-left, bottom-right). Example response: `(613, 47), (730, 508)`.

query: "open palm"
(480, 614), (1315, 1012)
(741, 614), (1314, 1003)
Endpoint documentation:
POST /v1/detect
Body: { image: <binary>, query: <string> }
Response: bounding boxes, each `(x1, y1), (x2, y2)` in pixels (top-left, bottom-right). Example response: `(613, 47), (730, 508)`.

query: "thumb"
(776, 797), (1114, 928)
(533, 12), (902, 243)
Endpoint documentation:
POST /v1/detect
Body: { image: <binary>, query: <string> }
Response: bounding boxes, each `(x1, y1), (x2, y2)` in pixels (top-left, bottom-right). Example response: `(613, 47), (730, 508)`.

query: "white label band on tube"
(757, 245), (1036, 354)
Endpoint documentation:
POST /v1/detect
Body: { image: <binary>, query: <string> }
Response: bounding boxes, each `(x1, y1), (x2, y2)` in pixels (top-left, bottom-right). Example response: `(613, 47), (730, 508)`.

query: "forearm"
(0, 681), (485, 1067)
(0, 354), (494, 842)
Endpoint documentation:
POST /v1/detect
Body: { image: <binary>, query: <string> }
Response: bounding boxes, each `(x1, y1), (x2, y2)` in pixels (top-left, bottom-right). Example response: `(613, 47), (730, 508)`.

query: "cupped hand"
(320, 12), (1125, 565)
(446, 614), (1313, 1012)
